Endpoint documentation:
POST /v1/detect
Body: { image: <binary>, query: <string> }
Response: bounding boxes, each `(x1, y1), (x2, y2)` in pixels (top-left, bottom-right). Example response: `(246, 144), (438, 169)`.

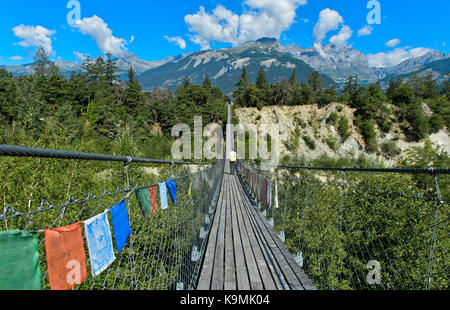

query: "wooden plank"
(244, 197), (303, 290)
(258, 212), (317, 290)
(224, 176), (237, 290)
(211, 175), (228, 290)
(229, 172), (251, 290)
(231, 175), (263, 290)
(235, 178), (291, 290)
(245, 187), (316, 290)
(197, 176), (226, 289)
(231, 175), (277, 290)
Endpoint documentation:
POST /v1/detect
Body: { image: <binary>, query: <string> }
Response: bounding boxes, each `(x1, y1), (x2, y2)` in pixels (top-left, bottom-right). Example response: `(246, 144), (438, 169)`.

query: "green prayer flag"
(0, 230), (42, 290)
(135, 188), (151, 218)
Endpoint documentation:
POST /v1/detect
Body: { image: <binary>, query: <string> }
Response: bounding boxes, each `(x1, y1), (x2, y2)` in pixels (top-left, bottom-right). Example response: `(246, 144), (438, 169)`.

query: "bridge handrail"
(0, 144), (212, 166)
(277, 164), (450, 175)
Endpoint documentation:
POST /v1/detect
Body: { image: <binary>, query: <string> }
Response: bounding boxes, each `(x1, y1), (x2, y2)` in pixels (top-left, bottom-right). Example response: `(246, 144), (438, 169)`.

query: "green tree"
(203, 74), (212, 88)
(289, 69), (297, 86)
(105, 52), (119, 86)
(308, 70), (324, 104)
(123, 66), (143, 115)
(233, 67), (250, 107)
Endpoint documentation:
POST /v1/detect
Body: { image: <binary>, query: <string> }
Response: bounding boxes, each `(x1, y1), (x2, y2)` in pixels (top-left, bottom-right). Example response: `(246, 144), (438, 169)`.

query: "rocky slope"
(372, 51), (448, 81)
(235, 104), (450, 164)
(280, 43), (376, 85)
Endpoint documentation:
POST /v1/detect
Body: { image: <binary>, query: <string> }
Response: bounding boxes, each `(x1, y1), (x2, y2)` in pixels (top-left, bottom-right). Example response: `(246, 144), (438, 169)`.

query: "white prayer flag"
(84, 212), (116, 277)
(274, 180), (279, 209)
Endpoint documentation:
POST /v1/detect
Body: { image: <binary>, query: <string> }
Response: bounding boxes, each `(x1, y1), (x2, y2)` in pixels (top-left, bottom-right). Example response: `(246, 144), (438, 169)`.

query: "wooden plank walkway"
(197, 169), (316, 290)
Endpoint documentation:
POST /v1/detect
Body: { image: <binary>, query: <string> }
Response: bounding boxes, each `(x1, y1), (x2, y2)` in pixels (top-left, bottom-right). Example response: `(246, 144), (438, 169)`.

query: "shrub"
(382, 140), (401, 158)
(356, 117), (378, 153)
(325, 135), (339, 151)
(338, 116), (351, 142)
(429, 114), (445, 133)
(303, 135), (316, 150)
(328, 112), (339, 126)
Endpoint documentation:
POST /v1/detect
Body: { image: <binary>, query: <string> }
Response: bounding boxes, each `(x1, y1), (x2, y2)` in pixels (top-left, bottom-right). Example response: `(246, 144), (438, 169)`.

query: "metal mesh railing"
(236, 160), (449, 290)
(0, 149), (224, 290)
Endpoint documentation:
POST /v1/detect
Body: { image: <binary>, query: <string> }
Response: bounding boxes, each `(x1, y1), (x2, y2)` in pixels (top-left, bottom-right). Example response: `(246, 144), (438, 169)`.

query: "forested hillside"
(232, 65), (450, 156)
(0, 48), (229, 159)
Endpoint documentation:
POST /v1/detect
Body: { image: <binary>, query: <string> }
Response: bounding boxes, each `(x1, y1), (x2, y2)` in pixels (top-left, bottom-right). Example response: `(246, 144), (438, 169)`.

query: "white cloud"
(329, 25), (353, 47)
(385, 39), (401, 48)
(184, 0), (307, 49)
(10, 56), (24, 61)
(12, 25), (56, 55)
(74, 15), (131, 57)
(313, 9), (343, 44)
(312, 8), (352, 56)
(368, 47), (434, 68)
(164, 36), (187, 49)
(73, 51), (87, 62)
(357, 25), (373, 37)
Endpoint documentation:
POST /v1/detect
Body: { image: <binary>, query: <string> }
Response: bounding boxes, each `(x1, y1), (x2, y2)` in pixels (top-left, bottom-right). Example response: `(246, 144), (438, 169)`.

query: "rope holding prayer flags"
(166, 180), (177, 203)
(84, 212), (116, 277)
(0, 230), (42, 290)
(159, 182), (169, 210)
(45, 222), (87, 290)
(110, 200), (131, 253)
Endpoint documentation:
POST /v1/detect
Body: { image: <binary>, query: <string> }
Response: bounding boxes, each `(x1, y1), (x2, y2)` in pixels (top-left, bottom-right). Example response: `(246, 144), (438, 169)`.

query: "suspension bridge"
(0, 103), (448, 290)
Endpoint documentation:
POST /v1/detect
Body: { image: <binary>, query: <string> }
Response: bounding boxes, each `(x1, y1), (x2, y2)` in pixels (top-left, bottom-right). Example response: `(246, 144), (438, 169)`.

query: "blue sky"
(1, 0), (449, 67)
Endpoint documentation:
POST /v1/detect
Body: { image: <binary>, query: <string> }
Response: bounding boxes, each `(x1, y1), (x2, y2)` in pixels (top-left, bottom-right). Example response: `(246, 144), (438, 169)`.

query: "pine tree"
(203, 74), (212, 88)
(32, 47), (52, 78)
(236, 67), (249, 88)
(256, 67), (269, 91)
(232, 67), (250, 107)
(123, 66), (143, 115)
(290, 69), (297, 86)
(308, 70), (324, 104)
(105, 52), (119, 86)
(308, 70), (324, 94)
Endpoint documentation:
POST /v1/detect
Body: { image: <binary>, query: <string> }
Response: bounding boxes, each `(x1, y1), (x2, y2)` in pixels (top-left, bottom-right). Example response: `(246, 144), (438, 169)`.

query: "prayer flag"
(0, 230), (41, 290)
(188, 178), (193, 197)
(45, 222), (87, 290)
(84, 212), (116, 277)
(274, 180), (279, 209)
(166, 180), (177, 203)
(135, 188), (151, 218)
(149, 185), (158, 216)
(159, 182), (169, 210)
(110, 200), (131, 253)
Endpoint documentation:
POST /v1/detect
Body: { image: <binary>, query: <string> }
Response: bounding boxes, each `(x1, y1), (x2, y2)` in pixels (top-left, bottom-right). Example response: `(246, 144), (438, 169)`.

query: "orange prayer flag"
(148, 185), (158, 217)
(44, 222), (87, 290)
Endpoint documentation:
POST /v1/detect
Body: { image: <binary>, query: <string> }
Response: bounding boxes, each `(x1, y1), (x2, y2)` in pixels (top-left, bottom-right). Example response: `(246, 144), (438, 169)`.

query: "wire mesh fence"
(0, 159), (224, 290)
(236, 160), (449, 290)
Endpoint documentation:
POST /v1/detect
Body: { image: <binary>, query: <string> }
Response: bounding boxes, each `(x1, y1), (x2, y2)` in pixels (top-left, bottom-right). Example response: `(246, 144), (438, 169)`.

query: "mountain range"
(1, 38), (448, 94)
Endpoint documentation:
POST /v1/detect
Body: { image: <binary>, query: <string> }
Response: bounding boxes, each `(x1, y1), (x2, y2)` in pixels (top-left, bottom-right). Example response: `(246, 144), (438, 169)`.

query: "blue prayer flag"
(166, 180), (177, 203)
(159, 182), (169, 210)
(110, 200), (131, 252)
(84, 212), (116, 277)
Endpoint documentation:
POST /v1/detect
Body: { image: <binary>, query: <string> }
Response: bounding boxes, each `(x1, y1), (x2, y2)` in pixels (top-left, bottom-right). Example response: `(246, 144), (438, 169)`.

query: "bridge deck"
(197, 170), (316, 290)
